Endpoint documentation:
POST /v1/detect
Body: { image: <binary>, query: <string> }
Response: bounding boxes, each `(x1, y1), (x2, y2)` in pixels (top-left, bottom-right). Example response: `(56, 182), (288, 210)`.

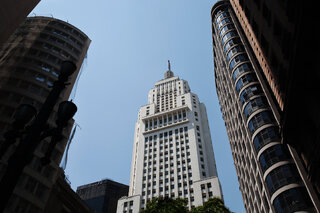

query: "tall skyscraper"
(77, 179), (129, 213)
(228, 0), (320, 201)
(116, 62), (222, 213)
(211, 1), (317, 213)
(0, 16), (90, 213)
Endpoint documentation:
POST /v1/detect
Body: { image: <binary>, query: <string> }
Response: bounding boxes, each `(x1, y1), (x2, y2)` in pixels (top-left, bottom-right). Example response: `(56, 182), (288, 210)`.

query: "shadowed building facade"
(0, 0), (41, 46)
(0, 16), (90, 212)
(211, 1), (317, 213)
(228, 0), (320, 203)
(77, 179), (129, 213)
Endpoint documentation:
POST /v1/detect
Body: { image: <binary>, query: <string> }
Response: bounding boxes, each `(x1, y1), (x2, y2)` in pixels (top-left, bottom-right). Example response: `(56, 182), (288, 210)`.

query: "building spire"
(165, 60), (174, 79)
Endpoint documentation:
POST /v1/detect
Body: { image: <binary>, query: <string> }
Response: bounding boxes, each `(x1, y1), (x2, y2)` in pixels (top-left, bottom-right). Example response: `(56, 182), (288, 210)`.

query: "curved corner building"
(0, 16), (90, 212)
(211, 1), (315, 213)
(116, 65), (222, 213)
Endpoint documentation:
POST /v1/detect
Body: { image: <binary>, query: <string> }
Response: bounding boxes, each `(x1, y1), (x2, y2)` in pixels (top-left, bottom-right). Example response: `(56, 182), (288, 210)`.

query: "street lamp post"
(0, 60), (78, 212)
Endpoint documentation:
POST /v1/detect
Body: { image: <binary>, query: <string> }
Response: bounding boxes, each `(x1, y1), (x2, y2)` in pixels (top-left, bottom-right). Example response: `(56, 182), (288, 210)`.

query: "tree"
(190, 198), (232, 213)
(139, 197), (188, 213)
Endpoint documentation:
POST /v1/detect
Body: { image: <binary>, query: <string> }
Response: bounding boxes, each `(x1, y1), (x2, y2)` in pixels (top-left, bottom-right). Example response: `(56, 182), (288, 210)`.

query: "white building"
(117, 62), (223, 213)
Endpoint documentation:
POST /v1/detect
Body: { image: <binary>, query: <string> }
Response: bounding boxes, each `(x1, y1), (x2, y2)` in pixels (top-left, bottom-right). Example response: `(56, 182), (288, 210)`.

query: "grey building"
(77, 179), (129, 213)
(211, 1), (316, 213)
(0, 16), (90, 212)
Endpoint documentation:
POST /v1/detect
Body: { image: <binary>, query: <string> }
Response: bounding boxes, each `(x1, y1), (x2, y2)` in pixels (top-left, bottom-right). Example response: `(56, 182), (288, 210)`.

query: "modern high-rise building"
(0, 16), (90, 212)
(116, 62), (223, 213)
(77, 179), (129, 213)
(211, 1), (317, 213)
(228, 0), (320, 201)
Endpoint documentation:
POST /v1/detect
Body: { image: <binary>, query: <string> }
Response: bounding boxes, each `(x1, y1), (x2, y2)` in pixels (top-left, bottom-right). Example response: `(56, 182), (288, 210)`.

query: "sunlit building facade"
(116, 64), (222, 212)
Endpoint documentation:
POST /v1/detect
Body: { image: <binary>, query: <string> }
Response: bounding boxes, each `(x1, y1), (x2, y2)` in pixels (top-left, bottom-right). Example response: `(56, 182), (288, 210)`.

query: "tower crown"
(164, 60), (174, 79)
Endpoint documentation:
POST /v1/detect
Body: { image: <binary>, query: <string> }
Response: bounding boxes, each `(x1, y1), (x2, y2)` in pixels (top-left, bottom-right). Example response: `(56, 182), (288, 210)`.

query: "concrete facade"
(0, 0), (40, 46)
(211, 1), (316, 213)
(229, 0), (320, 203)
(0, 16), (90, 213)
(116, 65), (222, 213)
(44, 169), (94, 213)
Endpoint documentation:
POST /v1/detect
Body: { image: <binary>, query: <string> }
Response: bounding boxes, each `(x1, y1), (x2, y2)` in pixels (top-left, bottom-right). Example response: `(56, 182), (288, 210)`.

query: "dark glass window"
(217, 17), (232, 30)
(229, 54), (249, 71)
(219, 24), (234, 38)
(222, 31), (238, 45)
(253, 126), (280, 152)
(227, 45), (244, 61)
(215, 11), (229, 24)
(224, 38), (241, 53)
(273, 187), (312, 213)
(248, 111), (274, 134)
(232, 63), (252, 81)
(259, 144), (290, 172)
(244, 96), (268, 118)
(235, 73), (258, 92)
(266, 164), (301, 195)
(239, 84), (263, 104)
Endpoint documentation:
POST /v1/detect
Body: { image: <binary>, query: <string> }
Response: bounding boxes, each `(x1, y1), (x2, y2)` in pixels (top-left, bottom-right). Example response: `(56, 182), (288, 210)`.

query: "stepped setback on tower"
(116, 64), (222, 213)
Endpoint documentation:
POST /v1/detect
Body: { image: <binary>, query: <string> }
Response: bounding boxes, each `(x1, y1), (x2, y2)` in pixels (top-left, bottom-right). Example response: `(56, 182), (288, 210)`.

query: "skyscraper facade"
(0, 16), (90, 212)
(77, 179), (129, 213)
(116, 63), (222, 213)
(211, 1), (316, 213)
(229, 0), (320, 201)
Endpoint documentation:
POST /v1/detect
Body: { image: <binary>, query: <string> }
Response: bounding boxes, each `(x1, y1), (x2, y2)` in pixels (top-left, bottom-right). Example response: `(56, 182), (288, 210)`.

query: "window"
(259, 145), (290, 172)
(253, 126), (280, 152)
(224, 38), (241, 53)
(273, 187), (312, 213)
(266, 164), (300, 195)
(219, 24), (234, 38)
(232, 63), (252, 81)
(229, 54), (249, 71)
(239, 84), (263, 104)
(226, 45), (244, 61)
(248, 111), (274, 134)
(235, 73), (257, 92)
(244, 97), (268, 118)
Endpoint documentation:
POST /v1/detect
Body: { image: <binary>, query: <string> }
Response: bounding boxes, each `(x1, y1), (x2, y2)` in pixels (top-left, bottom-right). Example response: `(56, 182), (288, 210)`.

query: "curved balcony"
(258, 144), (291, 173)
(265, 164), (301, 195)
(232, 63), (253, 81)
(239, 84), (263, 105)
(247, 110), (275, 135)
(243, 96), (269, 119)
(273, 187), (312, 213)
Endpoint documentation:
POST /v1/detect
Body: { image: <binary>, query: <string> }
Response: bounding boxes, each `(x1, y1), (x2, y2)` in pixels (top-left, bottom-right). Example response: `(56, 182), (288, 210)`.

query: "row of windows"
(25, 18), (86, 42)
(144, 127), (188, 142)
(145, 111), (187, 130)
(215, 10), (311, 212)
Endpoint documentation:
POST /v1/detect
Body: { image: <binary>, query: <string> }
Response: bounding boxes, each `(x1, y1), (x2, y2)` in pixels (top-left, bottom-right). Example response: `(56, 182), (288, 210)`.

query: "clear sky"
(31, 0), (245, 212)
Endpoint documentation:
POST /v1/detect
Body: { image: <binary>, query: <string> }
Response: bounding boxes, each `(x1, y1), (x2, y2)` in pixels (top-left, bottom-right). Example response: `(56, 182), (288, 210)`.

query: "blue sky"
(32, 0), (245, 212)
